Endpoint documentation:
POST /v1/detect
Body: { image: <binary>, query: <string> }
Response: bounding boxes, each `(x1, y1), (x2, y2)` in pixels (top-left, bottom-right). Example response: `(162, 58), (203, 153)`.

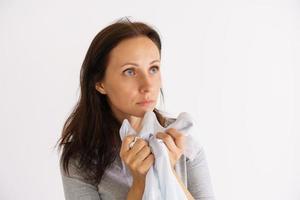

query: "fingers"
(156, 131), (178, 154)
(165, 128), (185, 150)
(120, 135), (136, 156)
(126, 139), (149, 162)
(135, 145), (152, 162)
(119, 135), (150, 163)
(156, 128), (185, 152)
(133, 153), (154, 176)
(140, 153), (155, 169)
(119, 135), (154, 177)
(119, 128), (185, 177)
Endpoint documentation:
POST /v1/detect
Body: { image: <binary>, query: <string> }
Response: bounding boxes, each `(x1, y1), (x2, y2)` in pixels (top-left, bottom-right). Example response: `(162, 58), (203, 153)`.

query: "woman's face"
(95, 36), (161, 121)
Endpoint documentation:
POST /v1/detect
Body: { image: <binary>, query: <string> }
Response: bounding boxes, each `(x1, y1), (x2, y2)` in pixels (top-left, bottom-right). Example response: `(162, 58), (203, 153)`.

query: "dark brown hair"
(56, 17), (167, 185)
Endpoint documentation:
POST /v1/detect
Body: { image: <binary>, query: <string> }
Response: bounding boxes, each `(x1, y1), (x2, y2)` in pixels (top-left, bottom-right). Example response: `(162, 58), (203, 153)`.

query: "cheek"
(155, 73), (162, 85)
(154, 76), (162, 91)
(106, 83), (137, 103)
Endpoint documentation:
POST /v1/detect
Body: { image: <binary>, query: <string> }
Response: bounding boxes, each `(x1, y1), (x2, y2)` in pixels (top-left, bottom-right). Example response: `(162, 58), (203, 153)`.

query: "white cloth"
(119, 111), (201, 200)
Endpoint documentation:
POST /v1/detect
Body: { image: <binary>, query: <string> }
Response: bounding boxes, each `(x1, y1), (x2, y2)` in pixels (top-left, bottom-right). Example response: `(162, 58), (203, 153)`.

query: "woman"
(57, 17), (215, 200)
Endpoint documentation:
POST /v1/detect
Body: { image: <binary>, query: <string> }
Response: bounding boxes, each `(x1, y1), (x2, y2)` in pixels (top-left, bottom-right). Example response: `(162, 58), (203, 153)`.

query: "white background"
(0, 0), (299, 199)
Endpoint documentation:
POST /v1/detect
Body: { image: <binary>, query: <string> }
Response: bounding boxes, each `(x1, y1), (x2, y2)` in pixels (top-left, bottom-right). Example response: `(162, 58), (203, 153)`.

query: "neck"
(128, 116), (143, 133)
(110, 108), (145, 133)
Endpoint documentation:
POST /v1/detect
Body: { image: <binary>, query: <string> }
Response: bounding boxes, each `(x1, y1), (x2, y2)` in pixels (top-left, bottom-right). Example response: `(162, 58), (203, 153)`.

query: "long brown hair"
(56, 17), (167, 185)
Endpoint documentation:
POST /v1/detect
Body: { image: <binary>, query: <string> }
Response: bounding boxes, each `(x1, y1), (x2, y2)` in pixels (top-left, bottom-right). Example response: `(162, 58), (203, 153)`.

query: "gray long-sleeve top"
(60, 118), (215, 200)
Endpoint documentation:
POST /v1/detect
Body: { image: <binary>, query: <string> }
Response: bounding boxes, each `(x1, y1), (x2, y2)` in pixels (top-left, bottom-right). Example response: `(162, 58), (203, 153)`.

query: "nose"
(138, 74), (153, 94)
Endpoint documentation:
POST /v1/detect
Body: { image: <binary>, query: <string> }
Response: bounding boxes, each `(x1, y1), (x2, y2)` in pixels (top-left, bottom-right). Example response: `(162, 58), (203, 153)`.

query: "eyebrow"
(121, 59), (160, 68)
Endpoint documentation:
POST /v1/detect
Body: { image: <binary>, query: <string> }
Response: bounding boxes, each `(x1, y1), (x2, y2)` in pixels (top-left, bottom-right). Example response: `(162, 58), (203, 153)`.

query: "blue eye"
(150, 66), (160, 74)
(123, 66), (159, 76)
(123, 68), (135, 76)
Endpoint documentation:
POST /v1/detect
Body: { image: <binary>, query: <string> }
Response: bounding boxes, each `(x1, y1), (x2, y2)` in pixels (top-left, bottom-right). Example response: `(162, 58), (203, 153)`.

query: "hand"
(156, 128), (186, 169)
(119, 135), (155, 182)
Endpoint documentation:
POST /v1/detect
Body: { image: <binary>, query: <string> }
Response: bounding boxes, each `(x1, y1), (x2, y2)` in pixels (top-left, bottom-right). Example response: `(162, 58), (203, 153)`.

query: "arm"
(126, 177), (146, 200)
(186, 146), (215, 200)
(60, 160), (101, 200)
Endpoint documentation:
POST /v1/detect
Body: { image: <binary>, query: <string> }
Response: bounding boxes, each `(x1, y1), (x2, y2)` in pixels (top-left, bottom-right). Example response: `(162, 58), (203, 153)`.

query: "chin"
(133, 107), (155, 118)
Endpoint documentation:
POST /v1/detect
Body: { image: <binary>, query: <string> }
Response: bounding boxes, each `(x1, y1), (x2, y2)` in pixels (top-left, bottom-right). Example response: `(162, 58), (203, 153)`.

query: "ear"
(95, 82), (107, 94)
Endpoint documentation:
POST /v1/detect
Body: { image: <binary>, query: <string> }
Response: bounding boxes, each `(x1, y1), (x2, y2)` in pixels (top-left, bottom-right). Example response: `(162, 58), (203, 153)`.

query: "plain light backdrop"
(0, 0), (299, 199)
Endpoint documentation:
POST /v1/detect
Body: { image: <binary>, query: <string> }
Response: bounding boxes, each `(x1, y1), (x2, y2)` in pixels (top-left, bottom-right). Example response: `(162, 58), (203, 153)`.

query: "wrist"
(132, 175), (145, 186)
(132, 178), (145, 190)
(127, 177), (145, 200)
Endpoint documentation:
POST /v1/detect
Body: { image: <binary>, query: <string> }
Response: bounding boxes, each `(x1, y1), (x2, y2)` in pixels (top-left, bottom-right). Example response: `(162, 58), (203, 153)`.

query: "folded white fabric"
(119, 111), (201, 200)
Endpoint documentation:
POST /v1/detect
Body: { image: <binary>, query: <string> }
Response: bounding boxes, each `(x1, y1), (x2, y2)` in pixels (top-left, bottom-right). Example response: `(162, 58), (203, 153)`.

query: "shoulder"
(59, 157), (81, 179)
(60, 157), (97, 186)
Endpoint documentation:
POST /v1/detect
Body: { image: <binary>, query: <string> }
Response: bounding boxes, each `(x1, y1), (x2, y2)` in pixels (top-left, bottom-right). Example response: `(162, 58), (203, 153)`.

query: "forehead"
(107, 36), (160, 66)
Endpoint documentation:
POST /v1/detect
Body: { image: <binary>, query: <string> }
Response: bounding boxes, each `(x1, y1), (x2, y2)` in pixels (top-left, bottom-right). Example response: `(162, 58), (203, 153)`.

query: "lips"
(137, 100), (155, 105)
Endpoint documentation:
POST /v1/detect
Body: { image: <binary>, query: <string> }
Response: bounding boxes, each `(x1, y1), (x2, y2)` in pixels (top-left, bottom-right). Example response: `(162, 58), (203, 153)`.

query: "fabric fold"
(119, 110), (200, 200)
